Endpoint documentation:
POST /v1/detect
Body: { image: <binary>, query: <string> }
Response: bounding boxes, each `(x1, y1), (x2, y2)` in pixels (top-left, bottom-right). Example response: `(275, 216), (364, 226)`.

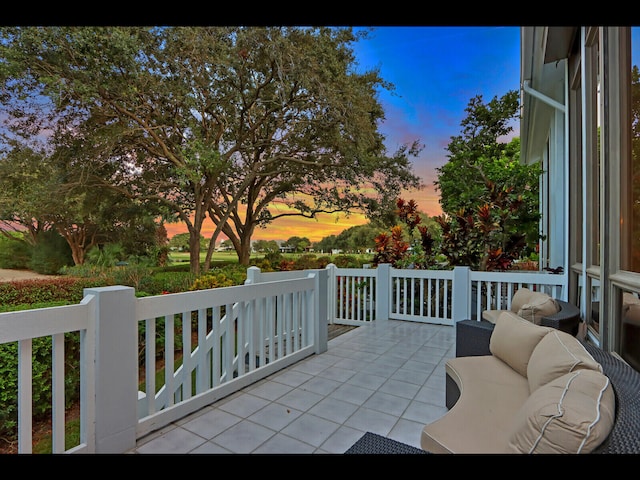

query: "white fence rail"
(0, 264), (567, 454)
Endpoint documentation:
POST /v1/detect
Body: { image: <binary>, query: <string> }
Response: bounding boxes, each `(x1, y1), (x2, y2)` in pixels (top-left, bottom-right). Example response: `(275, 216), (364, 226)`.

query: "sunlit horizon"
(164, 181), (444, 243)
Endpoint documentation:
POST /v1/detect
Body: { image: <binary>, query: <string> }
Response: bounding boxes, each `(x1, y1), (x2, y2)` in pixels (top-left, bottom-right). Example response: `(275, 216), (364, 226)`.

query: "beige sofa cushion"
(511, 287), (534, 312)
(517, 292), (559, 325)
(482, 287), (533, 323)
(490, 311), (553, 377)
(505, 369), (615, 454)
(527, 329), (603, 392)
(482, 309), (502, 323)
(422, 355), (530, 454)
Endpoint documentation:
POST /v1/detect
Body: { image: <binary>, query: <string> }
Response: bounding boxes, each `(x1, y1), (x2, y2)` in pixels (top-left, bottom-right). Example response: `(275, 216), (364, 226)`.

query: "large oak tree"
(0, 26), (423, 272)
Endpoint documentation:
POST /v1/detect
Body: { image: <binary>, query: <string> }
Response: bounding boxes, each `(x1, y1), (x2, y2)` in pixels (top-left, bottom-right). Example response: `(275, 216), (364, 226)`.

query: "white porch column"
(376, 263), (391, 321)
(84, 285), (137, 454)
(452, 267), (471, 322)
(312, 269), (328, 354)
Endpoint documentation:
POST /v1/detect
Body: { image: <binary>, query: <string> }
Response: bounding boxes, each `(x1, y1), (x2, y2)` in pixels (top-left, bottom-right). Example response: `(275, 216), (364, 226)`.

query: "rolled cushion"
(517, 292), (559, 325)
(482, 287), (533, 324)
(510, 287), (533, 313)
(489, 311), (553, 377)
(527, 329), (603, 392)
(505, 369), (615, 454)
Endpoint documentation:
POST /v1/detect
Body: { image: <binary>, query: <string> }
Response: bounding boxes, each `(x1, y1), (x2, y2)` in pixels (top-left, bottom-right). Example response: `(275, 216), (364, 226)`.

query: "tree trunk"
(189, 234), (200, 276)
(236, 226), (256, 266)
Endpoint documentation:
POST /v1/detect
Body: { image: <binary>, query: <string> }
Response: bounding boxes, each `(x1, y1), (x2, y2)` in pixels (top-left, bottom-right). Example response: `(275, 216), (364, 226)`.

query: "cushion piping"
(528, 370), (611, 454)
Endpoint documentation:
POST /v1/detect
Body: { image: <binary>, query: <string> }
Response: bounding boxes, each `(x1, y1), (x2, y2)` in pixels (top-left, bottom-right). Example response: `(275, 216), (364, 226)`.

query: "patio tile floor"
(130, 319), (455, 454)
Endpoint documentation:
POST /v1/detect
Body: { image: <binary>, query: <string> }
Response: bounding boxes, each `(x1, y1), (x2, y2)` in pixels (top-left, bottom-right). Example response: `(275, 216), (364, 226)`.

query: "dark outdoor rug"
(344, 432), (428, 454)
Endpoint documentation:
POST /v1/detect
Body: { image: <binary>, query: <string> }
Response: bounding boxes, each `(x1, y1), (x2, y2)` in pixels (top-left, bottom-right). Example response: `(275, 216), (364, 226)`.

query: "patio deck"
(129, 319), (455, 454)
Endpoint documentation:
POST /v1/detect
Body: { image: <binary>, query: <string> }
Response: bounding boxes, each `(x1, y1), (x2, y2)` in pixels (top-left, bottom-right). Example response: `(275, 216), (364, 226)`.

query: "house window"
(628, 28), (640, 274)
(612, 27), (640, 368)
(620, 290), (640, 370)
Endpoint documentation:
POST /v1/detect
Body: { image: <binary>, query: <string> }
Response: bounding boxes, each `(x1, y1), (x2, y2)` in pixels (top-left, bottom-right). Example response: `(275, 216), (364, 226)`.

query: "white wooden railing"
(0, 264), (567, 454)
(248, 264), (567, 328)
(0, 270), (326, 454)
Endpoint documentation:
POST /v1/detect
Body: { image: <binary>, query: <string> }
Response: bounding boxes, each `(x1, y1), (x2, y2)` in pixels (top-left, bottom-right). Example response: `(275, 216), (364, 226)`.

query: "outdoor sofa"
(420, 312), (640, 454)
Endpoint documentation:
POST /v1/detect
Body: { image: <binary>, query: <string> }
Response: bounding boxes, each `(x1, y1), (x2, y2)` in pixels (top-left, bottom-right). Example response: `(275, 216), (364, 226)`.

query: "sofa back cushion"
(527, 329), (603, 392)
(504, 369), (615, 454)
(517, 292), (559, 325)
(490, 311), (553, 377)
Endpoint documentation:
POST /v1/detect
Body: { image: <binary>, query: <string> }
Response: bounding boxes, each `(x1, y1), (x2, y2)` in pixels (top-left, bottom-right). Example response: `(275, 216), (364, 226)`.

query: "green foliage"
(148, 271), (196, 294)
(0, 300), (70, 313)
(262, 251), (284, 265)
(190, 264), (249, 290)
(0, 235), (31, 269)
(372, 199), (439, 269)
(433, 91), (543, 270)
(169, 233), (206, 252)
(329, 254), (363, 268)
(291, 254), (320, 270)
(59, 264), (118, 283)
(313, 223), (380, 254)
(252, 239), (280, 254)
(282, 236), (311, 253)
(0, 277), (110, 305)
(28, 229), (74, 274)
(0, 333), (81, 440)
(86, 243), (126, 267)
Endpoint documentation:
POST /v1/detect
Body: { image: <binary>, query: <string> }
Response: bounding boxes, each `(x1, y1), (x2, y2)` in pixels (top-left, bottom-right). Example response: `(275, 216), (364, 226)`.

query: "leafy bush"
(0, 333), (80, 439)
(330, 254), (363, 268)
(314, 256), (333, 268)
(28, 229), (74, 274)
(0, 277), (108, 439)
(292, 254), (320, 270)
(150, 271), (196, 294)
(0, 277), (110, 305)
(190, 264), (248, 290)
(263, 251), (283, 265)
(0, 237), (31, 269)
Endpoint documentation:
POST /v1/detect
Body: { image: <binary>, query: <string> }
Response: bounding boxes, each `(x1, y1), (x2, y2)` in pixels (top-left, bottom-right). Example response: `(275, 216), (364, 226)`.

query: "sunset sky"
(165, 26), (522, 243)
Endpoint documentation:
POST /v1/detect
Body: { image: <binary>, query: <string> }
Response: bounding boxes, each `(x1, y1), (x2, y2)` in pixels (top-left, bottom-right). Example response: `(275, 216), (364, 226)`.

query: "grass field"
(168, 250), (251, 265)
(168, 250), (374, 266)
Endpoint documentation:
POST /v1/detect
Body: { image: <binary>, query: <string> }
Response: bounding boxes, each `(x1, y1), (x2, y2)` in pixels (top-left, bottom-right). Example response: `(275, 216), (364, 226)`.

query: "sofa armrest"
(582, 342), (640, 454)
(456, 319), (495, 357)
(540, 299), (581, 335)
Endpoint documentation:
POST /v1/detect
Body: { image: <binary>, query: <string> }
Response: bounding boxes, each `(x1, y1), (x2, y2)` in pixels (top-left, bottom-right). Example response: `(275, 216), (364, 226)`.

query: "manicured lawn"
(168, 250), (244, 265)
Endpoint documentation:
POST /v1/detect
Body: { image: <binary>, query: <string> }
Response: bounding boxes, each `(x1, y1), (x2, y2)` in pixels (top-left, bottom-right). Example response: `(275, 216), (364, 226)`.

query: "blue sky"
(349, 26), (522, 217)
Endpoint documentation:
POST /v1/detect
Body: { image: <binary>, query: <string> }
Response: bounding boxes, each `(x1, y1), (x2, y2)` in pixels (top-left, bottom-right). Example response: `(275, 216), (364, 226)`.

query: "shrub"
(0, 329), (80, 440)
(0, 277), (110, 305)
(190, 264), (247, 290)
(330, 254), (362, 268)
(292, 254), (320, 270)
(148, 271), (196, 294)
(0, 237), (31, 269)
(28, 230), (74, 274)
